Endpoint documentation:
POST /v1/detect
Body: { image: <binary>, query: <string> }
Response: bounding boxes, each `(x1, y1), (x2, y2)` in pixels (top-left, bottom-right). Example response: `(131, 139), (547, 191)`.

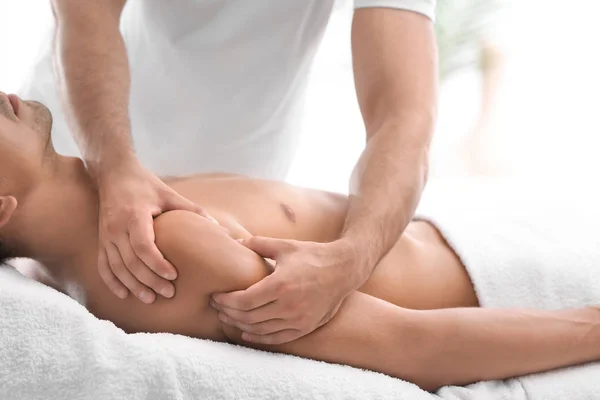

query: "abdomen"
(358, 221), (479, 310)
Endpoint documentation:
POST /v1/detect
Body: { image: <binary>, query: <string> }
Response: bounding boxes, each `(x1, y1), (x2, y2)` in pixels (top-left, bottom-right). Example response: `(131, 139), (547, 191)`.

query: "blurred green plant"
(436, 0), (500, 81)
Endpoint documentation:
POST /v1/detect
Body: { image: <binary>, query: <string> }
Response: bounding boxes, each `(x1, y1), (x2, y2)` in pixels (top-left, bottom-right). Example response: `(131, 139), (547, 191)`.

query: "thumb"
(162, 192), (219, 224)
(241, 236), (291, 259)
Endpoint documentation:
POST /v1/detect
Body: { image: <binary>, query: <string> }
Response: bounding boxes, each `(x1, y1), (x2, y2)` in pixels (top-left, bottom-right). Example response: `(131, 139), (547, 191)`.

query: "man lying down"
(1, 92), (600, 392)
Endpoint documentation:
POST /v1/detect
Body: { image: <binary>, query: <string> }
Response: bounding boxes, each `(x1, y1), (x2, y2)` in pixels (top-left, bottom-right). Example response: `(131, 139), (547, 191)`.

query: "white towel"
(417, 178), (600, 400)
(0, 266), (431, 400)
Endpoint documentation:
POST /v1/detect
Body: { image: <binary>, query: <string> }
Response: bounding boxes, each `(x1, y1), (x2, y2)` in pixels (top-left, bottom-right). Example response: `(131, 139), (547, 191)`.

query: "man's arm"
(51, 0), (210, 303)
(342, 8), (437, 284)
(261, 301), (600, 391)
(159, 214), (600, 391)
(52, 0), (132, 168)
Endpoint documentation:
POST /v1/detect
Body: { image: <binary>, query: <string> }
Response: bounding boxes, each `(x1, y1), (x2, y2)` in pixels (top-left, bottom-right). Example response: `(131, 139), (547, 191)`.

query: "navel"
(280, 203), (296, 224)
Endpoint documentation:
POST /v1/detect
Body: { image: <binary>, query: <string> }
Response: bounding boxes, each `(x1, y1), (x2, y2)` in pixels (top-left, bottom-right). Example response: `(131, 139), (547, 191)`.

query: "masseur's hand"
(97, 159), (214, 303)
(212, 237), (361, 344)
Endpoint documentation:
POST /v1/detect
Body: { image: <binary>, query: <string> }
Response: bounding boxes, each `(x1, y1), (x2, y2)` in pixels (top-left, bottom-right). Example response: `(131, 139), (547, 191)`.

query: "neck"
(10, 156), (99, 275)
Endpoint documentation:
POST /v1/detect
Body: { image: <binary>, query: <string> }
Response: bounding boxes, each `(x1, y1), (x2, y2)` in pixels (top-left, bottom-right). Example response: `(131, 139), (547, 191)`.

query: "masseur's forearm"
(52, 0), (131, 175)
(344, 9), (437, 280)
(237, 293), (600, 391)
(342, 120), (430, 273)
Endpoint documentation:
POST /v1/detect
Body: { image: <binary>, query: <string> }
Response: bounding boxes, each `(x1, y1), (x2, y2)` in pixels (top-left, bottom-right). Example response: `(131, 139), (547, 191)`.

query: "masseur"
(28, 0), (437, 344)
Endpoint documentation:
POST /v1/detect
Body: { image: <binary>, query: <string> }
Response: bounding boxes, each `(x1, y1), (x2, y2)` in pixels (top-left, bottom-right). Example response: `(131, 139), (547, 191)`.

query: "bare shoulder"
(153, 210), (215, 250)
(89, 210), (270, 341)
(153, 210), (270, 293)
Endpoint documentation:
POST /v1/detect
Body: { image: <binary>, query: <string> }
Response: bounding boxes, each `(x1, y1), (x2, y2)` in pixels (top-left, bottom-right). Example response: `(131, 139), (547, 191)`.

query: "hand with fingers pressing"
(96, 158), (217, 303)
(211, 236), (362, 345)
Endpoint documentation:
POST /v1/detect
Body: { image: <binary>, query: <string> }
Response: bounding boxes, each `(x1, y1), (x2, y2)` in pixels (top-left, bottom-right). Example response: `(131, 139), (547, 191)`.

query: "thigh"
(358, 221), (479, 309)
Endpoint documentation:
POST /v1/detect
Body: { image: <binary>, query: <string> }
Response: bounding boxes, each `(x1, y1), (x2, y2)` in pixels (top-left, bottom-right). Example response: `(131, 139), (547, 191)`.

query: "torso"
(53, 174), (476, 329)
(168, 174), (478, 309)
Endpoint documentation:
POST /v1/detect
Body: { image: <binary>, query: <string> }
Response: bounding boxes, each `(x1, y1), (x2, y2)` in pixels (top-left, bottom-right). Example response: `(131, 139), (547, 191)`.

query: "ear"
(0, 196), (18, 228)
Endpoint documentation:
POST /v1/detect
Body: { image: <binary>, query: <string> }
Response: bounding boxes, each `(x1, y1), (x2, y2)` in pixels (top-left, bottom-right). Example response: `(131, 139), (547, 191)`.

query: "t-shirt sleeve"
(354, 0), (436, 21)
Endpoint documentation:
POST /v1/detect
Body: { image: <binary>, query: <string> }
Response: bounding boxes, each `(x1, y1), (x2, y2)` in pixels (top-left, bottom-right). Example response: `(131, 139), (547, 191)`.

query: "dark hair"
(0, 238), (15, 266)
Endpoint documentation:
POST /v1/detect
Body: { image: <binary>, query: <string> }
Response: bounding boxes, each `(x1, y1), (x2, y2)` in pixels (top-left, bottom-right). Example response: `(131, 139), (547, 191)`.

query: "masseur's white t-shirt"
(19, 0), (435, 179)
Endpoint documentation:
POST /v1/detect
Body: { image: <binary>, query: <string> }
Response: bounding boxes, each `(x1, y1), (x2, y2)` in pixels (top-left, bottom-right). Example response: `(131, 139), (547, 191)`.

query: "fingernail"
(211, 294), (220, 303)
(164, 271), (177, 280)
(209, 216), (219, 225)
(241, 333), (251, 342)
(217, 312), (227, 323)
(161, 286), (174, 298)
(236, 238), (244, 244)
(139, 291), (153, 304)
(117, 289), (128, 299)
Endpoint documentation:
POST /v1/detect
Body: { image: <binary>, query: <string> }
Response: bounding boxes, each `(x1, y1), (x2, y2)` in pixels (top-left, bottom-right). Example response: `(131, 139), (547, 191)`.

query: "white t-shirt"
(19, 0), (434, 179)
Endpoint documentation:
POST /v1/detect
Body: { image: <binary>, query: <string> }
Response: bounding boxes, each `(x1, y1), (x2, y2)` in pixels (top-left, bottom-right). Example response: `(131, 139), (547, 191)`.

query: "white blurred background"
(1, 0), (599, 194)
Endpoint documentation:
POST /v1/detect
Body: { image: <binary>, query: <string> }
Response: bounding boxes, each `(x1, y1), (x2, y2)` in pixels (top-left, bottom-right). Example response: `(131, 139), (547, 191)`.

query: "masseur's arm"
(158, 213), (600, 392)
(51, 0), (210, 304)
(343, 8), (437, 289)
(212, 7), (437, 345)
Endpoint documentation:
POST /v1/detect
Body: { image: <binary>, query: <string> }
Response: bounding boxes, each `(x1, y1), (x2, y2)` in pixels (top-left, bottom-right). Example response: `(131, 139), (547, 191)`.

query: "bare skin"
(2, 94), (600, 392)
(70, 174), (478, 319)
(51, 0), (436, 345)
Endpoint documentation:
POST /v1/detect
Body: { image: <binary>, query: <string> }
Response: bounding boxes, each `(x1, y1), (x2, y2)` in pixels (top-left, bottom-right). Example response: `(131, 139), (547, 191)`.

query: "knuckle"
(196, 206), (207, 215)
(238, 313), (253, 325)
(221, 314), (232, 325)
(132, 240), (152, 254)
(275, 281), (290, 296)
(104, 221), (121, 235)
(103, 275), (121, 290)
(104, 273), (120, 287)
(108, 259), (125, 274)
(128, 212), (143, 223)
